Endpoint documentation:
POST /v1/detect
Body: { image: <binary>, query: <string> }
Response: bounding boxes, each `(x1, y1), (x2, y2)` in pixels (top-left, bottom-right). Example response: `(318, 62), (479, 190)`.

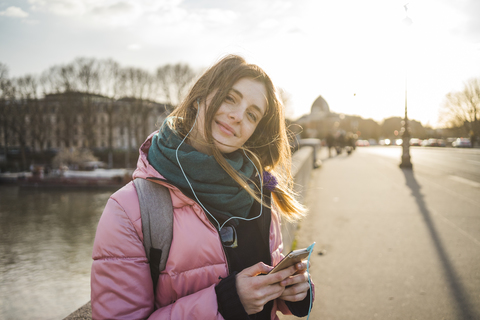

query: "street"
(281, 146), (480, 320)
(367, 146), (480, 185)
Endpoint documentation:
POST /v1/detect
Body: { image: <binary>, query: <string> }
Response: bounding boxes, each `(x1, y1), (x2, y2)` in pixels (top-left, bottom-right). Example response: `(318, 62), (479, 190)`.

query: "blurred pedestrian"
(346, 132), (355, 155)
(470, 131), (476, 148)
(335, 131), (345, 155)
(326, 133), (334, 157)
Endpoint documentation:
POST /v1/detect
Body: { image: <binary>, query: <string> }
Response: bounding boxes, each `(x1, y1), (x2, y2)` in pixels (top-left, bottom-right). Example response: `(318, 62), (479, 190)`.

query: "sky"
(1, 0), (479, 128)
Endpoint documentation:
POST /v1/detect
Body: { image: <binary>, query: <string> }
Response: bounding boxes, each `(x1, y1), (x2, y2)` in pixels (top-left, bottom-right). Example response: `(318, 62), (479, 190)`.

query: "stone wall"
(281, 146), (315, 253)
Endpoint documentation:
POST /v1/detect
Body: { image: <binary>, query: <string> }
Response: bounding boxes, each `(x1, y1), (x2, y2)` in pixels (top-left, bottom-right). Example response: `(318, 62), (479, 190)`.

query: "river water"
(0, 186), (118, 320)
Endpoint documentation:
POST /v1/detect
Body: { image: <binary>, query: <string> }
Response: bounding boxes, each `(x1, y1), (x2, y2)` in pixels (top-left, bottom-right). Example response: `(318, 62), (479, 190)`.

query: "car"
(422, 138), (442, 147)
(446, 137), (457, 147)
(410, 138), (422, 146)
(452, 138), (471, 148)
(355, 140), (370, 147)
(380, 139), (392, 146)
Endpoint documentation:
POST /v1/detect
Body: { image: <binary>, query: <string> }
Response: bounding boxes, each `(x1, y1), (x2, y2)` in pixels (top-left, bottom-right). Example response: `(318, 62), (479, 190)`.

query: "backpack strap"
(134, 178), (173, 296)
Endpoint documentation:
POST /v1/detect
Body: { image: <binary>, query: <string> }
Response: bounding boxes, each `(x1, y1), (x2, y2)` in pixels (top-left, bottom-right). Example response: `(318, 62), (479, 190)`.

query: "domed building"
(310, 95), (330, 120)
(295, 95), (332, 138)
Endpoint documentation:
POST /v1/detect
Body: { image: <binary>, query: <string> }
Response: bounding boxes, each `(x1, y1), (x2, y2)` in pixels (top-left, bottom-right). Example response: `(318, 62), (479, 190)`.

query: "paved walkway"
(280, 147), (480, 320)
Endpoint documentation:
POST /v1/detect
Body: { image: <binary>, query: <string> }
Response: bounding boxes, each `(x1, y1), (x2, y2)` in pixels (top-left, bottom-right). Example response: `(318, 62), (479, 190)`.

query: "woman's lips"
(216, 121), (236, 136)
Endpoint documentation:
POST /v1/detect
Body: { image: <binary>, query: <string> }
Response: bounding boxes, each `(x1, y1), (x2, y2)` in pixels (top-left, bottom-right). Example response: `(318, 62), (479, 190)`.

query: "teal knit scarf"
(147, 120), (255, 221)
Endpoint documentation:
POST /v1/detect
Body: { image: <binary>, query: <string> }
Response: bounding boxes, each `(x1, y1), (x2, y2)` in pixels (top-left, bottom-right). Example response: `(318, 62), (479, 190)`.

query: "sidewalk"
(280, 147), (480, 320)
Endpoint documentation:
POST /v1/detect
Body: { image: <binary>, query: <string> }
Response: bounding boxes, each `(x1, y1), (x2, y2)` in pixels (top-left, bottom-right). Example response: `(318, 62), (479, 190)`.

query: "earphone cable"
(306, 242), (316, 320)
(174, 99), (263, 231)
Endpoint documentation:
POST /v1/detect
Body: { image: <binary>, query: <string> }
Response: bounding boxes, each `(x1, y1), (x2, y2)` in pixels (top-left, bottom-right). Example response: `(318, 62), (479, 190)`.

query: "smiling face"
(189, 77), (267, 155)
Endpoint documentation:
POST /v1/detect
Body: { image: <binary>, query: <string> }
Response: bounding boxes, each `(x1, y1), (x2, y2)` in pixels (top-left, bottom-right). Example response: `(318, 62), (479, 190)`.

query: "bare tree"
(139, 77), (158, 143)
(41, 64), (78, 148)
(11, 75), (39, 170)
(156, 63), (196, 107)
(42, 58), (107, 150)
(43, 64), (79, 93)
(0, 63), (12, 162)
(2, 58), (198, 171)
(120, 67), (154, 167)
(20, 75), (51, 157)
(0, 62), (7, 80)
(98, 59), (122, 167)
(75, 57), (101, 94)
(73, 57), (102, 149)
(440, 78), (480, 142)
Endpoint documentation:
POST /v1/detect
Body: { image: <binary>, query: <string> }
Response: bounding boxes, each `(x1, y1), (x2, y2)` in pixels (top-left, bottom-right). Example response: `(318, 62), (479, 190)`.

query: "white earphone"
(174, 99), (314, 319)
(175, 99), (263, 231)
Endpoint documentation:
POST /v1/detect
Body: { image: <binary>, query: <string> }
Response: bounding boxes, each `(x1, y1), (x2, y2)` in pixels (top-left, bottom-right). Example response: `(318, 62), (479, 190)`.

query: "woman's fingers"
(277, 267), (312, 302)
(236, 262), (293, 314)
(238, 282), (284, 314)
(241, 262), (273, 277)
(236, 261), (309, 314)
(261, 283), (287, 301)
(263, 264), (298, 284)
(279, 281), (311, 302)
(280, 292), (309, 302)
(293, 261), (308, 275)
(280, 271), (309, 287)
(282, 280), (310, 296)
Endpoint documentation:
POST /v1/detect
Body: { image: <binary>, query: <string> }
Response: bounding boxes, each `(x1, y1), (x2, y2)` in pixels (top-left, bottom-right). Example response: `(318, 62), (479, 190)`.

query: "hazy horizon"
(1, 0), (479, 128)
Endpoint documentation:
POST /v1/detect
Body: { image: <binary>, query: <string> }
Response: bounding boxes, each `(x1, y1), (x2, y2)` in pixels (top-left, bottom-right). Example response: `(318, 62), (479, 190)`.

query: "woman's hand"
(236, 262), (298, 314)
(278, 261), (312, 302)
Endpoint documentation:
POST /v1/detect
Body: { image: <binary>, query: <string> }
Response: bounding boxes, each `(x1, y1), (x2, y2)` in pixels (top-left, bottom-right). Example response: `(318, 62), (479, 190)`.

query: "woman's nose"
(228, 108), (244, 122)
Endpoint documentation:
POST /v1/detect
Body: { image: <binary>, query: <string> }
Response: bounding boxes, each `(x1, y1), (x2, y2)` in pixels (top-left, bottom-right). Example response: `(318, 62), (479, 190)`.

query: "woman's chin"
(214, 141), (240, 154)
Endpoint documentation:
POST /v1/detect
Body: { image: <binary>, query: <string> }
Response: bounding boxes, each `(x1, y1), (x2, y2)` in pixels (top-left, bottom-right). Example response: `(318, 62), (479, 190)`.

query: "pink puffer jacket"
(91, 132), (292, 319)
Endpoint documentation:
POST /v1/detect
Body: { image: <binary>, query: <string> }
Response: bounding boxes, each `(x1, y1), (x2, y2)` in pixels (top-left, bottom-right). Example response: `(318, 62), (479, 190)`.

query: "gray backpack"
(133, 178), (174, 294)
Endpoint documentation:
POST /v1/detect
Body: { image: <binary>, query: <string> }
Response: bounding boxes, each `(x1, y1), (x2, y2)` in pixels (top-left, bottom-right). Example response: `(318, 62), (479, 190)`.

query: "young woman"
(91, 55), (314, 319)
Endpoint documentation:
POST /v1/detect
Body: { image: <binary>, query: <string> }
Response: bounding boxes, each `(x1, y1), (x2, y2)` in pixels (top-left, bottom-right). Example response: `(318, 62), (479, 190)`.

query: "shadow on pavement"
(402, 168), (478, 320)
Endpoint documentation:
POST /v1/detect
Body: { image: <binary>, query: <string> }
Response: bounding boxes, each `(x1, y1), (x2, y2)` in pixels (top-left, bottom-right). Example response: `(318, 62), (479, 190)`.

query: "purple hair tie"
(262, 171), (278, 192)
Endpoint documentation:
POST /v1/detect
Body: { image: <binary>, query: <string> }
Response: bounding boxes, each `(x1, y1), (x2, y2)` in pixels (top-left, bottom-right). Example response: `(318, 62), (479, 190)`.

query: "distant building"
(310, 95), (330, 120)
(0, 92), (171, 154)
(295, 95), (333, 138)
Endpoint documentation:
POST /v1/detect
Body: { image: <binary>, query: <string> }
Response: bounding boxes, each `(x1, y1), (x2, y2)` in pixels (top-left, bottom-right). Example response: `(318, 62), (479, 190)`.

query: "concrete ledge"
(291, 146), (314, 201)
(299, 138), (322, 169)
(281, 146), (314, 253)
(63, 301), (91, 320)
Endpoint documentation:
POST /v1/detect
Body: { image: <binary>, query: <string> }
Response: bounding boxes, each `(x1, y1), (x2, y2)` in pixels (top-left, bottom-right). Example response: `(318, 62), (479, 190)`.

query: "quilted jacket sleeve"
(90, 192), (224, 320)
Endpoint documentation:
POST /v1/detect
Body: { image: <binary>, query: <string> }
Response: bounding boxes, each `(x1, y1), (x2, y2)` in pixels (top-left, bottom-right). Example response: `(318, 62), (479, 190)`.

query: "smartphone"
(268, 248), (310, 274)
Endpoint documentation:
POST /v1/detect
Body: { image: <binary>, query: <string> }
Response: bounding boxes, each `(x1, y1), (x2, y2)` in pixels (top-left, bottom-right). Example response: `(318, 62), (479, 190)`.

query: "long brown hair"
(169, 55), (305, 221)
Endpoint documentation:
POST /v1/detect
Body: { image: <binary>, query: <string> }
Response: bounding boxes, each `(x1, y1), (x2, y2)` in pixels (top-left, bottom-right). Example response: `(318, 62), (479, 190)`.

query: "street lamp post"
(400, 87), (412, 168)
(400, 4), (413, 169)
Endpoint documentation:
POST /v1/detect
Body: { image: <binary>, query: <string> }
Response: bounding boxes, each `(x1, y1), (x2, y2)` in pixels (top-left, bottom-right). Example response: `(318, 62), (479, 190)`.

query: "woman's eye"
(226, 95), (235, 103)
(248, 112), (258, 122)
